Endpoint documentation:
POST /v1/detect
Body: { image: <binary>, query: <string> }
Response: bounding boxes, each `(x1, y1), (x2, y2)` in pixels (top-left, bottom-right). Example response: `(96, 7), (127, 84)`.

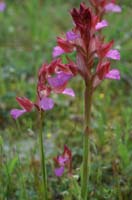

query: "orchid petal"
(40, 97), (54, 110)
(62, 88), (75, 97)
(16, 97), (34, 112)
(10, 109), (27, 120)
(52, 46), (65, 58)
(66, 31), (80, 41)
(95, 20), (108, 30)
(97, 62), (110, 80)
(93, 76), (102, 88)
(0, 2), (6, 12)
(76, 52), (88, 76)
(58, 156), (68, 166)
(105, 69), (120, 80)
(106, 49), (120, 60)
(48, 72), (72, 88)
(54, 166), (64, 177)
(105, 3), (122, 13)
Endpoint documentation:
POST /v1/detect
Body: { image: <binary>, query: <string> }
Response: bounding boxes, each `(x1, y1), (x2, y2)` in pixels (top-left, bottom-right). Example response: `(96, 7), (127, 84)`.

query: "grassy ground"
(0, 0), (132, 199)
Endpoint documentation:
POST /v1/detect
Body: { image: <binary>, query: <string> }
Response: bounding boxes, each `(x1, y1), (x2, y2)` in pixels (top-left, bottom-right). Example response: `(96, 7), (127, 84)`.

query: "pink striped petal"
(105, 3), (122, 13)
(10, 109), (26, 119)
(52, 46), (65, 58)
(62, 88), (75, 97)
(54, 166), (64, 177)
(40, 97), (54, 110)
(106, 49), (120, 60)
(95, 20), (108, 30)
(66, 31), (80, 41)
(105, 69), (120, 80)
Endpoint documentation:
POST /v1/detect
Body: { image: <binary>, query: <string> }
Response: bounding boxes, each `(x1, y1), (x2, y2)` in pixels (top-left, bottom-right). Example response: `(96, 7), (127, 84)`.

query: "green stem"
(18, 155), (28, 200)
(5, 161), (11, 200)
(39, 111), (48, 200)
(81, 81), (93, 200)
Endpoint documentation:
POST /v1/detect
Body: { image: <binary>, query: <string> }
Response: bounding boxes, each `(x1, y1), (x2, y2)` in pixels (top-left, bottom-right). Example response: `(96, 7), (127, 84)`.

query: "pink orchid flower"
(104, 3), (122, 13)
(0, 1), (6, 12)
(10, 97), (34, 119)
(11, 59), (76, 119)
(89, 0), (121, 16)
(54, 145), (72, 177)
(95, 19), (108, 30)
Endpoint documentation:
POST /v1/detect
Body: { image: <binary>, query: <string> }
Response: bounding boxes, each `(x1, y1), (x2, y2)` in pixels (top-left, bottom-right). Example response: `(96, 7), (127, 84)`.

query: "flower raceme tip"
(52, 2), (121, 84)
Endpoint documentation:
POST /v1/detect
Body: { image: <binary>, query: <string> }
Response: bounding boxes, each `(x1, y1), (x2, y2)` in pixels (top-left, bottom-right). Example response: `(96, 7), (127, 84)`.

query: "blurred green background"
(0, 0), (132, 199)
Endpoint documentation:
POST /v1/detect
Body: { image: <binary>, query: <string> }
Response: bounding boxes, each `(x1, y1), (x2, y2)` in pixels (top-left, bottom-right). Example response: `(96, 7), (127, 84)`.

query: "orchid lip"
(48, 72), (73, 88)
(52, 46), (65, 58)
(95, 20), (108, 30)
(104, 3), (122, 13)
(39, 97), (54, 111)
(10, 109), (27, 119)
(54, 166), (64, 177)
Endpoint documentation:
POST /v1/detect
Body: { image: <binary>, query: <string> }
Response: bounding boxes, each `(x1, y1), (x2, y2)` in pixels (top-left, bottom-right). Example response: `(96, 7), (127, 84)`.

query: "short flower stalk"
(10, 59), (76, 199)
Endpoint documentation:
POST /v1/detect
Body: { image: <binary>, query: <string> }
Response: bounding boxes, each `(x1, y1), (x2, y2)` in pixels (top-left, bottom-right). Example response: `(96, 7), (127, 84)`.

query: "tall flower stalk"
(81, 80), (93, 199)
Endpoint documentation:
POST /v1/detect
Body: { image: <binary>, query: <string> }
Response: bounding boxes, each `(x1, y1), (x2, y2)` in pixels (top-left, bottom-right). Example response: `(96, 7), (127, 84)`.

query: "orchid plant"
(10, 0), (121, 199)
(10, 59), (76, 199)
(52, 1), (121, 199)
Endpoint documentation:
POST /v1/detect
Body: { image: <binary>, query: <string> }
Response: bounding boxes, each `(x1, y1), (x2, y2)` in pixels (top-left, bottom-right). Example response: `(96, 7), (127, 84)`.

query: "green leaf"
(8, 156), (18, 175)
(0, 135), (3, 146)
